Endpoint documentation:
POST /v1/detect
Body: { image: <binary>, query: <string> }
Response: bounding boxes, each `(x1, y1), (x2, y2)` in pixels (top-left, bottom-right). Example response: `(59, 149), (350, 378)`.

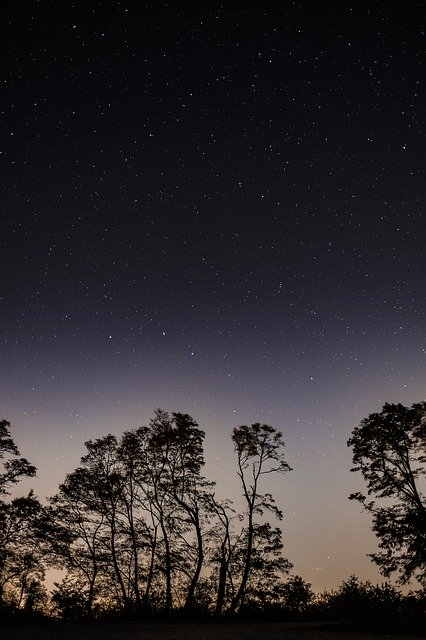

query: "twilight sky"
(1, 1), (424, 592)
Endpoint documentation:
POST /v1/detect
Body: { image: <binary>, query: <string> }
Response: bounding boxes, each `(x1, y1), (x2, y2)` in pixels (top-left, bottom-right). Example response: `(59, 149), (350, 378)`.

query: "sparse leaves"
(229, 423), (292, 612)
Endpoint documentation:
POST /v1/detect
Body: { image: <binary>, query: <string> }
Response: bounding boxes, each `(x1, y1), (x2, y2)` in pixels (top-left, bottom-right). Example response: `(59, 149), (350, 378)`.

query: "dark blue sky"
(1, 1), (424, 590)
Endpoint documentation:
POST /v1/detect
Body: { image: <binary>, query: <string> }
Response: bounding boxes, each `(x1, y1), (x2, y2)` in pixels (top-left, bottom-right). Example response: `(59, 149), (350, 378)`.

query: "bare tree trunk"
(160, 518), (173, 615)
(109, 516), (130, 608)
(229, 507), (254, 613)
(143, 524), (158, 608)
(183, 509), (203, 611)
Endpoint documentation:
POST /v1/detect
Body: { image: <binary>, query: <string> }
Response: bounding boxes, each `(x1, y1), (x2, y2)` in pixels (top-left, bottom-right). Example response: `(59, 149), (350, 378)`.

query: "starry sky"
(1, 1), (425, 592)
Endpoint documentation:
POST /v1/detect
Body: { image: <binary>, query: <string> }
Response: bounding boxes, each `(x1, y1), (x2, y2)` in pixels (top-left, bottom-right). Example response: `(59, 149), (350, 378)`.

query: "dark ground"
(0, 621), (424, 640)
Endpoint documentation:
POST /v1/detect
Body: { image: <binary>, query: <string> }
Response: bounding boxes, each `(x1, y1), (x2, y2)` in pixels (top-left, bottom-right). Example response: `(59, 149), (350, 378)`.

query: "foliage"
(315, 575), (426, 634)
(0, 419), (36, 496)
(280, 575), (314, 614)
(348, 402), (426, 586)
(43, 413), (292, 617)
(13, 407), (426, 627)
(0, 421), (45, 613)
(50, 577), (94, 620)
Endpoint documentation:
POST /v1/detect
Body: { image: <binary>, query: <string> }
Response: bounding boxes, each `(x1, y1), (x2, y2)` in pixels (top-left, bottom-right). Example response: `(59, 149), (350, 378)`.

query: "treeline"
(0, 407), (425, 634)
(1, 411), (292, 617)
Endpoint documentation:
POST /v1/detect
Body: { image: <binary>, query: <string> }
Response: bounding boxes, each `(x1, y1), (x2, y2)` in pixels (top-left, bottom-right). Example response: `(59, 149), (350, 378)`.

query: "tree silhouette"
(47, 466), (109, 616)
(348, 402), (426, 586)
(79, 435), (132, 609)
(118, 423), (170, 611)
(323, 575), (403, 632)
(50, 576), (90, 620)
(44, 412), (294, 616)
(238, 521), (293, 613)
(0, 420), (36, 495)
(229, 423), (292, 612)
(0, 421), (42, 611)
(148, 411), (215, 612)
(280, 574), (314, 614)
(206, 497), (236, 616)
(0, 493), (45, 609)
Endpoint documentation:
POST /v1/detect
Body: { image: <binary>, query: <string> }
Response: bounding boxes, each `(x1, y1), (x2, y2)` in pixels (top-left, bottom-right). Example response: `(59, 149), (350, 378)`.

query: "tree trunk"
(215, 548), (228, 616)
(143, 526), (157, 609)
(160, 519), (173, 615)
(109, 517), (130, 608)
(183, 509), (203, 611)
(229, 507), (254, 612)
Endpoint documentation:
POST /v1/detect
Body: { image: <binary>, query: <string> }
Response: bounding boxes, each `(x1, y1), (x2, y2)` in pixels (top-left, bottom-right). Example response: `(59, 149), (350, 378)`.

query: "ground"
(0, 621), (423, 640)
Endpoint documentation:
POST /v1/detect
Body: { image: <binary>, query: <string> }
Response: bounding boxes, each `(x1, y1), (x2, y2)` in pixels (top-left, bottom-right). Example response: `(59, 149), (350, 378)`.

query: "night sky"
(1, 1), (424, 591)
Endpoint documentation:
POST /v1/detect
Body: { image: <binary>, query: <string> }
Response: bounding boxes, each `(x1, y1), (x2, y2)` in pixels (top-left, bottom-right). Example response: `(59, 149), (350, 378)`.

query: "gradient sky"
(1, 1), (424, 592)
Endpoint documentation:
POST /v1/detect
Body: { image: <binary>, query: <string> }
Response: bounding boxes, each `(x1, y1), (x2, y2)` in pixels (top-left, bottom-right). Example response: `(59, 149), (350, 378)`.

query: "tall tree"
(229, 423), (292, 612)
(118, 425), (163, 611)
(48, 411), (215, 615)
(0, 493), (45, 609)
(79, 435), (131, 608)
(47, 467), (108, 616)
(147, 410), (214, 612)
(117, 427), (151, 610)
(207, 498), (236, 616)
(135, 411), (179, 614)
(348, 402), (426, 586)
(0, 421), (41, 610)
